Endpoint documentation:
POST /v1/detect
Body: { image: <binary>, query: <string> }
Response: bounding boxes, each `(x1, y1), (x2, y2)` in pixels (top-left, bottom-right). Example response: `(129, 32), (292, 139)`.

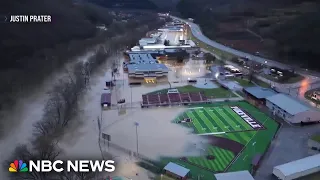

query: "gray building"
(266, 93), (320, 124)
(243, 86), (277, 106)
(215, 170), (255, 180)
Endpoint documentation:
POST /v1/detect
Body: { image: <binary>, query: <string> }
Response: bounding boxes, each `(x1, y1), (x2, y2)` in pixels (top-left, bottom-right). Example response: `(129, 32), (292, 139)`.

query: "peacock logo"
(9, 160), (28, 172)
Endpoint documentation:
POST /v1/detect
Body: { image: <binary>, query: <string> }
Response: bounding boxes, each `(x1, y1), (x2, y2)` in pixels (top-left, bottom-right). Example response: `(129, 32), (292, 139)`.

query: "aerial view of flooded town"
(2, 11), (320, 180)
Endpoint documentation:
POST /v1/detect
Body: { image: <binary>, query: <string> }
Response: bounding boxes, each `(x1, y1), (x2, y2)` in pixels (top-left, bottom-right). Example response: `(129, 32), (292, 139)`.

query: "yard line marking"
(209, 109), (214, 111)
(188, 107), (203, 110)
(243, 155), (248, 161)
(198, 132), (226, 135)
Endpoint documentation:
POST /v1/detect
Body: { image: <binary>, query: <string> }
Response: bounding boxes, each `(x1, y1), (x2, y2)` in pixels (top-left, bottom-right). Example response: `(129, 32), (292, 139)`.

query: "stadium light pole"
(134, 122), (139, 156)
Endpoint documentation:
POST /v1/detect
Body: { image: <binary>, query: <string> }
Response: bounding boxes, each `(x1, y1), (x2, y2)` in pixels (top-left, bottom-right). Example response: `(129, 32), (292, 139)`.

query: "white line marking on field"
(188, 107), (203, 110)
(199, 132), (226, 135)
(198, 111), (203, 113)
(243, 155), (248, 161)
(209, 109), (214, 111)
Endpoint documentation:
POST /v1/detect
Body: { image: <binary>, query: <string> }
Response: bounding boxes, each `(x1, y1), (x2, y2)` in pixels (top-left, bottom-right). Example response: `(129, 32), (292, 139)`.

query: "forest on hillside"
(0, 0), (161, 111)
(177, 0), (320, 70)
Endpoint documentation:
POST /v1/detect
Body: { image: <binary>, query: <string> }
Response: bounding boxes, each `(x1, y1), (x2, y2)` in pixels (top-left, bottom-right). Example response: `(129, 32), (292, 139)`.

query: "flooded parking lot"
(59, 55), (213, 178)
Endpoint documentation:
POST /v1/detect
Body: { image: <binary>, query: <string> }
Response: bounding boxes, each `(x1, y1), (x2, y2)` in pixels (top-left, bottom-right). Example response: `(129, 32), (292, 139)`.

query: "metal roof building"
(214, 170), (255, 180)
(244, 86), (277, 99)
(273, 153), (320, 180)
(266, 93), (310, 115)
(164, 162), (190, 179)
(124, 53), (168, 78)
(265, 93), (320, 123)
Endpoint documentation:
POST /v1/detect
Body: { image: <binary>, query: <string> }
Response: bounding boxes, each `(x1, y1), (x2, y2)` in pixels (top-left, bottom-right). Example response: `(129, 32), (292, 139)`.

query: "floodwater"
(0, 50), (211, 179)
(0, 52), (94, 179)
(59, 56), (210, 179)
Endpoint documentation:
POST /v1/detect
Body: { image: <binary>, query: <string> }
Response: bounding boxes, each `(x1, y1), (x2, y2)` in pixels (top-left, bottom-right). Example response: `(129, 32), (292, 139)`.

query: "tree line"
(3, 13), (164, 180)
(0, 0), (114, 112)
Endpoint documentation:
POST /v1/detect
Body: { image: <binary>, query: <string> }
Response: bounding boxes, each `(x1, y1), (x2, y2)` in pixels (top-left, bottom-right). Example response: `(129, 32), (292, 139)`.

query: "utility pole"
(134, 122), (139, 156)
(131, 86), (133, 108)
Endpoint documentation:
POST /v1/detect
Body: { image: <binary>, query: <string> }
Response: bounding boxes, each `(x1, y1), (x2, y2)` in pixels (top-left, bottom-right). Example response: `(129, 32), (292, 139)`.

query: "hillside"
(1, 0), (113, 70)
(0, 0), (116, 109)
(177, 0), (320, 70)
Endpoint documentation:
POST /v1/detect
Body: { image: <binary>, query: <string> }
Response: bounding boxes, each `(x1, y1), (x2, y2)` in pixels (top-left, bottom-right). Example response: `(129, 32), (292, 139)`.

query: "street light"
(134, 122), (139, 156)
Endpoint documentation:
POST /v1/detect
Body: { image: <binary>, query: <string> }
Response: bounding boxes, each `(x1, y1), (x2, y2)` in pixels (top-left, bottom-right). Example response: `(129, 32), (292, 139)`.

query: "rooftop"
(244, 86), (277, 99)
(129, 53), (156, 63)
(127, 63), (168, 73)
(274, 154), (320, 177)
(164, 162), (190, 177)
(214, 170), (255, 180)
(266, 93), (310, 115)
(127, 53), (168, 73)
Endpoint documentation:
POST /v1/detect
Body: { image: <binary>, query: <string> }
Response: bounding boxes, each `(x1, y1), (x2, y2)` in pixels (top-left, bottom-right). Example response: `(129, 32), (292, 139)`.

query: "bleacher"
(141, 92), (208, 107)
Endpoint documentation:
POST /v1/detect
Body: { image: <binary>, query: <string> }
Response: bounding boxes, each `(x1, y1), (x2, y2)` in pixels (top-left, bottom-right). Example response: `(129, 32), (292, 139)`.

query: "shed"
(164, 162), (190, 180)
(273, 153), (320, 180)
(101, 93), (111, 107)
(243, 86), (277, 106)
(265, 93), (320, 123)
(215, 170), (255, 180)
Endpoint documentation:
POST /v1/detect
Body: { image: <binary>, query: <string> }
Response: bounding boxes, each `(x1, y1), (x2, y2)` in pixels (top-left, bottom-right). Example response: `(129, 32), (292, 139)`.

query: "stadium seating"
(148, 94), (160, 104)
(142, 95), (148, 104)
(189, 92), (201, 102)
(168, 93), (181, 103)
(141, 92), (208, 106)
(159, 94), (169, 104)
(180, 93), (191, 102)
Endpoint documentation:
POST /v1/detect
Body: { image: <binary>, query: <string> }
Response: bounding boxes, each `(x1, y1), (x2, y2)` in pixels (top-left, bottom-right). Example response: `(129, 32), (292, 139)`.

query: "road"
(171, 16), (320, 77)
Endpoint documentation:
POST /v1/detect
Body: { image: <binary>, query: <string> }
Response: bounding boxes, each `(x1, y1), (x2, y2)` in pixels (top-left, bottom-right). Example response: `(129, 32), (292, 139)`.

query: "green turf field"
(156, 101), (279, 180)
(176, 106), (255, 134)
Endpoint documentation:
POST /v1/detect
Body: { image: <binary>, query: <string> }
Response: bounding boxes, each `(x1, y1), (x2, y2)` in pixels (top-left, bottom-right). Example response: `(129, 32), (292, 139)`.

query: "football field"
(162, 101), (279, 179)
(176, 106), (260, 134)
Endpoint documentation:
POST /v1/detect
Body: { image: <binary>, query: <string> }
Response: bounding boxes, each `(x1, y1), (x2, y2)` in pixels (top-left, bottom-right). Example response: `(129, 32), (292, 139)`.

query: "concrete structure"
(164, 162), (190, 180)
(215, 170), (255, 180)
(124, 53), (168, 79)
(243, 86), (277, 106)
(273, 154), (320, 180)
(266, 93), (320, 123)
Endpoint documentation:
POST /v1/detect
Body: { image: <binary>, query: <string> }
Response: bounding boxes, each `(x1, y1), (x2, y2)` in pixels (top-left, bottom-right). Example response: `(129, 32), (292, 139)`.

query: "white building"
(265, 93), (320, 123)
(139, 38), (157, 46)
(215, 170), (255, 180)
(273, 153), (320, 180)
(124, 53), (168, 79)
